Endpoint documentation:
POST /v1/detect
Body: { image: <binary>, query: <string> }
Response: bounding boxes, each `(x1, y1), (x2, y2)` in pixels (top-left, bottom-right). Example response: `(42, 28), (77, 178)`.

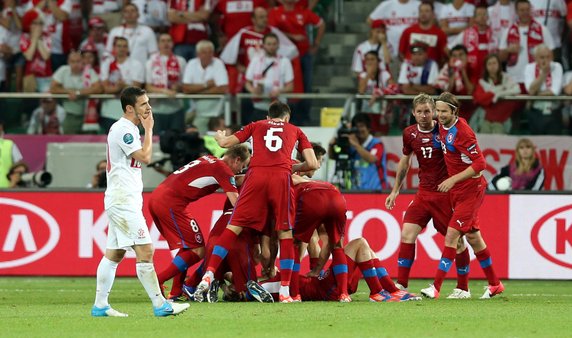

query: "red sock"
(455, 248), (470, 291)
(279, 238), (294, 287)
(434, 246), (456, 291)
(290, 248), (301, 297)
(332, 248), (348, 295)
(184, 264), (203, 287)
(358, 260), (382, 295)
(309, 257), (319, 270)
(206, 228), (238, 273)
(397, 242), (415, 288)
(475, 247), (500, 286)
(169, 271), (186, 296)
(373, 259), (398, 293)
(157, 249), (201, 285)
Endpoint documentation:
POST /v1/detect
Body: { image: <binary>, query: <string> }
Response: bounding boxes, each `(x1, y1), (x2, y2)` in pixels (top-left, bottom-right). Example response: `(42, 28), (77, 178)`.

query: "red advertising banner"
(0, 192), (510, 278)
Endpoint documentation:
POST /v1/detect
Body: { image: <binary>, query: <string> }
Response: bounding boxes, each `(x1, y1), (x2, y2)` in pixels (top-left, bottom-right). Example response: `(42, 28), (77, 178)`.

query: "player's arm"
(131, 114), (154, 165)
(385, 153), (412, 210)
(225, 191), (239, 206)
(308, 225), (331, 276)
(292, 147), (319, 173)
(292, 173), (311, 185)
(348, 135), (376, 163)
(438, 137), (486, 192)
(214, 130), (240, 148)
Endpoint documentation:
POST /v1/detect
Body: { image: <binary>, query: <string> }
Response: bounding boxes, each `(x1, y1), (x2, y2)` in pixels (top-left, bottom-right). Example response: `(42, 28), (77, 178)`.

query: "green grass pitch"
(0, 277), (570, 338)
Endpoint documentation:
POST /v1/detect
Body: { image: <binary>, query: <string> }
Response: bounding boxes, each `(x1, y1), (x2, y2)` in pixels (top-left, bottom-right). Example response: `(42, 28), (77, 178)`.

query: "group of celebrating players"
(92, 87), (504, 317)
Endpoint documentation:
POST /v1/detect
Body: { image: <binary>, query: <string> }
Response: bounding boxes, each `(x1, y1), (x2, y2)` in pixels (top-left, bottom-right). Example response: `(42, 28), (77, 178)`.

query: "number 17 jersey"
(402, 123), (448, 192)
(234, 119), (313, 172)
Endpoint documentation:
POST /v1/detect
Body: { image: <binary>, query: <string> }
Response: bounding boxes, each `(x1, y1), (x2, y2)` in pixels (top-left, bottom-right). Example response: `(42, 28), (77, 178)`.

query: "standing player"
(385, 93), (472, 299)
(421, 92), (504, 299)
(149, 145), (251, 299)
(92, 87), (189, 317)
(193, 101), (319, 303)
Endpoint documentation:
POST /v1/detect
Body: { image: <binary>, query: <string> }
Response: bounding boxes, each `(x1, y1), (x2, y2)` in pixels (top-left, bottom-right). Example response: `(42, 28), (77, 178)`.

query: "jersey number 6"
(264, 127), (284, 152)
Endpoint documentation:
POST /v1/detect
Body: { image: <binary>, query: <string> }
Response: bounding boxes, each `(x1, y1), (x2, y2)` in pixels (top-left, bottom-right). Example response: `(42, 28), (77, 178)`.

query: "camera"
(21, 171), (52, 187)
(158, 129), (208, 170)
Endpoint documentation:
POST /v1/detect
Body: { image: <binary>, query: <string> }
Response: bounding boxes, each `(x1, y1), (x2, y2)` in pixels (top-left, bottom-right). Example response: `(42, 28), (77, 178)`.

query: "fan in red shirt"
(193, 101), (319, 303)
(420, 92), (504, 300)
(148, 145), (250, 299)
(215, 0), (268, 41)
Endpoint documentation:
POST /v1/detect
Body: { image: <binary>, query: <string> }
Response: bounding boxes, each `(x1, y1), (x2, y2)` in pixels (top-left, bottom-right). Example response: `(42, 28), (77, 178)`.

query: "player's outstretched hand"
(385, 192), (398, 210)
(437, 177), (456, 192)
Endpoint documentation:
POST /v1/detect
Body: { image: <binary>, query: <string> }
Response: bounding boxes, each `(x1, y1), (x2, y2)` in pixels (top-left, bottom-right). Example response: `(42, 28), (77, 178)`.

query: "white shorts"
(105, 205), (152, 250)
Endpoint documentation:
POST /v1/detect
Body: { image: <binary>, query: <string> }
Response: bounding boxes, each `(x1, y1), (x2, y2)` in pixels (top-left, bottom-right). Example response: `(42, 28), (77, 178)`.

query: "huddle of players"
(152, 94), (504, 304)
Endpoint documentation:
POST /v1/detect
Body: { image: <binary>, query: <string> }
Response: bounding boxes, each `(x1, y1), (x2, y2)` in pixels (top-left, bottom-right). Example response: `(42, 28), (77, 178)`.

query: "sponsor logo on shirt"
(123, 133), (134, 144)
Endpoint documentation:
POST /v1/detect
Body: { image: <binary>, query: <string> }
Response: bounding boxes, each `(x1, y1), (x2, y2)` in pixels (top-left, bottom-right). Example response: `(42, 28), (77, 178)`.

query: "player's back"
(235, 120), (310, 172)
(402, 124), (448, 191)
(294, 179), (338, 197)
(156, 155), (236, 204)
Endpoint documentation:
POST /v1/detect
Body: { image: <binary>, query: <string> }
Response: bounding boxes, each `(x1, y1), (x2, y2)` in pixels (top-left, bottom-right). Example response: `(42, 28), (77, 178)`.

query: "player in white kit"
(91, 87), (189, 317)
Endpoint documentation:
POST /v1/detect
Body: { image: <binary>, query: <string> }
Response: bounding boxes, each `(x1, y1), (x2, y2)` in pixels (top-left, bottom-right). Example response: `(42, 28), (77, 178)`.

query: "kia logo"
(531, 205), (572, 269)
(0, 198), (60, 269)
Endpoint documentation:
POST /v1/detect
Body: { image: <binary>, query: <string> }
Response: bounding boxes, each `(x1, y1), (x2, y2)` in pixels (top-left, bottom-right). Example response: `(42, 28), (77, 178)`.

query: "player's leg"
(92, 248), (127, 317)
(421, 226), (461, 299)
(466, 230), (504, 299)
(162, 247), (204, 298)
(289, 240), (302, 301)
(397, 222), (423, 289)
(448, 238), (472, 299)
(277, 229), (295, 302)
(344, 238), (387, 301)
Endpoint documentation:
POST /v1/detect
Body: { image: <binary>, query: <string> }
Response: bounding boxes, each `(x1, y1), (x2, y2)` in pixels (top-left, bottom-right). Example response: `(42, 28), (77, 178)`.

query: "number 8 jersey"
(234, 119), (313, 172)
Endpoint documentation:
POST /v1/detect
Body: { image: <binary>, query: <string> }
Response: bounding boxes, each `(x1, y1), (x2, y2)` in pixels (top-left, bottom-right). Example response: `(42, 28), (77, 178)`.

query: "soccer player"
(421, 92), (504, 299)
(92, 87), (189, 317)
(385, 93), (472, 299)
(258, 237), (421, 302)
(193, 101), (319, 303)
(149, 144), (251, 299)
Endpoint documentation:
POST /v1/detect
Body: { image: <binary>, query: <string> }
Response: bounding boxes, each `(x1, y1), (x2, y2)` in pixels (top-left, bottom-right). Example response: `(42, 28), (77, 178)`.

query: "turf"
(0, 278), (570, 338)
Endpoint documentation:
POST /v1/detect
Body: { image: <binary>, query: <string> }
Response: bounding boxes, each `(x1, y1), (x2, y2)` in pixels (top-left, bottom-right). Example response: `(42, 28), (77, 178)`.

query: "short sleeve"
(234, 123), (254, 143)
(114, 125), (142, 156)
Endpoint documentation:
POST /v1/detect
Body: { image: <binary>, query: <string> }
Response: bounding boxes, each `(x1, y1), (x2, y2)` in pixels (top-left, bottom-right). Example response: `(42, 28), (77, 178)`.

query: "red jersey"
(402, 123), (448, 192)
(154, 155), (238, 204)
(399, 24), (448, 63)
(439, 117), (487, 190)
(237, 26), (271, 66)
(267, 6), (321, 55)
(234, 119), (312, 172)
(215, 0), (268, 38)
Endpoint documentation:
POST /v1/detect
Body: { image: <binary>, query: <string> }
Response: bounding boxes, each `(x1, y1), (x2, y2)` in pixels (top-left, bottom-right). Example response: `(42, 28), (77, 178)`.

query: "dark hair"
(123, 2), (139, 12)
(113, 36), (128, 47)
(515, 0), (530, 9)
(419, 1), (434, 11)
(483, 54), (503, 83)
(263, 32), (279, 44)
(296, 142), (326, 162)
(436, 92), (460, 115)
(208, 116), (225, 131)
(268, 101), (291, 119)
(120, 87), (147, 112)
(450, 44), (468, 56)
(224, 144), (251, 162)
(351, 113), (371, 128)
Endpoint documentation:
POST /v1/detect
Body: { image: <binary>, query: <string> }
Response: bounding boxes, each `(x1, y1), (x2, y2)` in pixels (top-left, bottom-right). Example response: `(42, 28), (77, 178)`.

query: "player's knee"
(192, 246), (205, 258)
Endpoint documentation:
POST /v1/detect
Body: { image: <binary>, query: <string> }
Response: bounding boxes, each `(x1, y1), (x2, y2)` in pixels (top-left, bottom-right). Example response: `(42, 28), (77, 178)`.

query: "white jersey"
(439, 2), (475, 47)
(104, 117), (144, 209)
(351, 40), (389, 74)
(106, 24), (159, 66)
(530, 0), (567, 48)
(369, 0), (420, 58)
(488, 2), (516, 41)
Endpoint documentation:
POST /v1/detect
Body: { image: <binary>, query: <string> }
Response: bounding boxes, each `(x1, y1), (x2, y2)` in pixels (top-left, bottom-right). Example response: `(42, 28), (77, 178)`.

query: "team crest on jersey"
(123, 133), (134, 144)
(195, 233), (203, 244)
(447, 133), (454, 143)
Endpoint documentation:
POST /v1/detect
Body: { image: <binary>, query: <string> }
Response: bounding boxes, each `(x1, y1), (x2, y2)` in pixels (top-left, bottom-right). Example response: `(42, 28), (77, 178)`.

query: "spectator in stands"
(499, 0), (554, 91)
(50, 51), (103, 134)
(131, 0), (169, 33)
(435, 45), (476, 98)
(398, 42), (439, 95)
(20, 9), (52, 93)
(269, 0), (325, 124)
(31, 0), (77, 71)
(89, 0), (123, 29)
(145, 33), (187, 135)
(203, 116), (227, 158)
(473, 54), (521, 134)
(358, 51), (398, 135)
(244, 32), (294, 124)
(489, 138), (544, 191)
(0, 119), (24, 189)
(399, 1), (448, 66)
(0, 23), (11, 91)
(106, 3), (158, 66)
(562, 69), (572, 134)
(488, 0), (516, 42)
(439, 0), (475, 48)
(182, 40), (228, 134)
(529, 0), (567, 60)
(352, 19), (392, 78)
(214, 0), (268, 48)
(88, 159), (107, 189)
(167, 0), (210, 61)
(524, 44), (563, 135)
(368, 0), (420, 60)
(80, 17), (109, 65)
(1, 0), (26, 92)
(451, 5), (497, 79)
(220, 7), (298, 94)
(100, 36), (145, 133)
(27, 97), (65, 135)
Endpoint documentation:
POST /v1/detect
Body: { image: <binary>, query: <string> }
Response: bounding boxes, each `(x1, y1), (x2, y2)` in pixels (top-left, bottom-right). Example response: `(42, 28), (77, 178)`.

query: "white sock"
(136, 262), (166, 308)
(279, 285), (290, 298)
(94, 257), (119, 308)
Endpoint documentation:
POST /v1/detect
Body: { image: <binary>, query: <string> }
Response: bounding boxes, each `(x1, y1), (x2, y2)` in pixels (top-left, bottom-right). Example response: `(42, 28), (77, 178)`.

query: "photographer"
(7, 162), (52, 188)
(88, 159), (107, 188)
(328, 113), (389, 191)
